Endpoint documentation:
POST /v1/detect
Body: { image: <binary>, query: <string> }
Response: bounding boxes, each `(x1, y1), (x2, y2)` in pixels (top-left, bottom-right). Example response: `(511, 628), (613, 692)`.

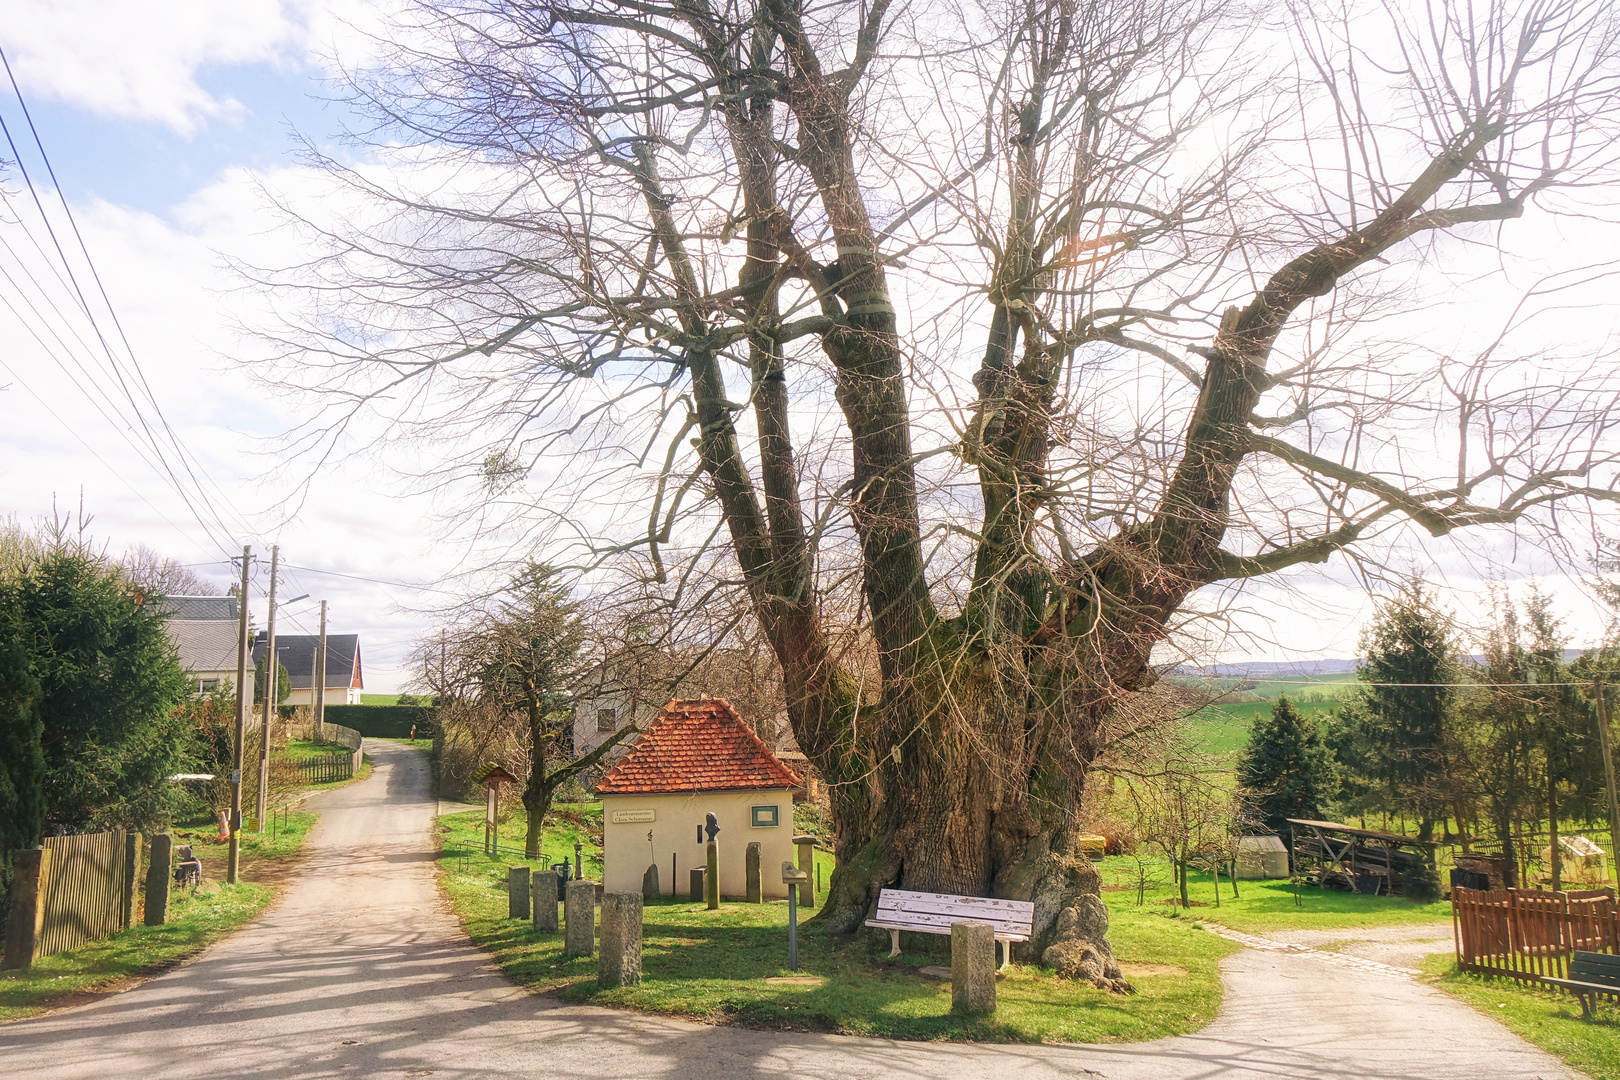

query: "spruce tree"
(0, 599), (45, 911)
(1354, 579), (1460, 841)
(1236, 696), (1339, 838)
(10, 550), (192, 833)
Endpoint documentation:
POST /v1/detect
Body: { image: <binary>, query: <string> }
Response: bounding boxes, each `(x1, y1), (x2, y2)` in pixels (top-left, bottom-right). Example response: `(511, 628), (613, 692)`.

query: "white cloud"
(0, 0), (400, 136)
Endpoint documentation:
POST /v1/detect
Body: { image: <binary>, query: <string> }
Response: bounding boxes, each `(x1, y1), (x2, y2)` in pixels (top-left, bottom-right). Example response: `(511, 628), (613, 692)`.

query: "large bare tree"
(258, 0), (1620, 982)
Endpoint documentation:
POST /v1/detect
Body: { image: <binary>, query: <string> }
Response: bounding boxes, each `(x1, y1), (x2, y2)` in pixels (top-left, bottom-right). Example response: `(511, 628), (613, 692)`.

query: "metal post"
(229, 545), (250, 882)
(1595, 682), (1620, 883)
(315, 600), (328, 741)
(256, 545), (279, 831)
(575, 841), (584, 881)
(787, 880), (799, 971)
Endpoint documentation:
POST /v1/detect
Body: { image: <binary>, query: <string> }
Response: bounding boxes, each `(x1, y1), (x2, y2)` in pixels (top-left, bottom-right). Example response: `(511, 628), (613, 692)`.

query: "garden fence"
(38, 830), (134, 958)
(1453, 886), (1619, 983)
(296, 753), (356, 784)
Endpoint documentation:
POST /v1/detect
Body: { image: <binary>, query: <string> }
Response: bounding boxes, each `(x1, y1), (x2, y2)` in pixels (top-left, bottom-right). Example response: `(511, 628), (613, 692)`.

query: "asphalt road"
(0, 740), (1585, 1079)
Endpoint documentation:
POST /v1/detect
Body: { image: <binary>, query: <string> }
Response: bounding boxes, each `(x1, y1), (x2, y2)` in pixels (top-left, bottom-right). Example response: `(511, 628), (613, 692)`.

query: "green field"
(1185, 697), (1345, 760)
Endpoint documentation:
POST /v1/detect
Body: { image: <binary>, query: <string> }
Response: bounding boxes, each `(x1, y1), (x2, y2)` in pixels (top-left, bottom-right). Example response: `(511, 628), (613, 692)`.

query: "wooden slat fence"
(297, 752), (355, 784)
(39, 831), (131, 959)
(1454, 886), (1620, 983)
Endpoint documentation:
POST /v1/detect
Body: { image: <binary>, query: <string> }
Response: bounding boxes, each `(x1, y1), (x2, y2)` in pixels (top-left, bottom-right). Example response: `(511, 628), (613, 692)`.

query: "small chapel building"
(595, 698), (803, 900)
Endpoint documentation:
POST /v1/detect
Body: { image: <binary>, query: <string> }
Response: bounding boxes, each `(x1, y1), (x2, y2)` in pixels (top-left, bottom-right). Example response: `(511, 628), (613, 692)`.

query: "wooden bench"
(865, 888), (1035, 969)
(1545, 951), (1620, 1019)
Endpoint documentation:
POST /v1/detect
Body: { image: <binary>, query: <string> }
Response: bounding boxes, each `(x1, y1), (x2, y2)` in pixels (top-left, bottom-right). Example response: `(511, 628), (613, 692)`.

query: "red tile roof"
(595, 698), (804, 795)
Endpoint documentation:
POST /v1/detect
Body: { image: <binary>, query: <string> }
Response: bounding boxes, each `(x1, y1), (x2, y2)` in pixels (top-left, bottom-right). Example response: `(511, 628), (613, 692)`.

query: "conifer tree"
(0, 601), (44, 911)
(1236, 696), (1338, 839)
(1353, 581), (1461, 841)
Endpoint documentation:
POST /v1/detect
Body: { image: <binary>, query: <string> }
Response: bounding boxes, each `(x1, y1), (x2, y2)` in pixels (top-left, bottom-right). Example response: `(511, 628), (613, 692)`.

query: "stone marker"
(951, 921), (996, 1014)
(705, 841), (719, 910)
(532, 871), (559, 932)
(145, 833), (173, 926)
(598, 892), (643, 987)
(745, 842), (762, 903)
(565, 879), (596, 957)
(792, 835), (816, 908)
(508, 866), (531, 920)
(122, 831), (141, 929)
(689, 867), (705, 903)
(2, 847), (50, 970)
(642, 863), (660, 903)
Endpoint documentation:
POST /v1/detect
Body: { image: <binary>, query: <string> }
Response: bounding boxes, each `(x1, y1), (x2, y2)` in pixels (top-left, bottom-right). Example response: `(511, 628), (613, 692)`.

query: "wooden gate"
(1454, 886), (1620, 983)
(39, 831), (132, 958)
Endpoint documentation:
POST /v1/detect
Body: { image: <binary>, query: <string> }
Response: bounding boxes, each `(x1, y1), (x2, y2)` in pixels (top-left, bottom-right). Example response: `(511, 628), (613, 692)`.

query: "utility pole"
(1595, 681), (1620, 883)
(256, 544), (279, 831)
(228, 545), (251, 884)
(315, 600), (328, 742)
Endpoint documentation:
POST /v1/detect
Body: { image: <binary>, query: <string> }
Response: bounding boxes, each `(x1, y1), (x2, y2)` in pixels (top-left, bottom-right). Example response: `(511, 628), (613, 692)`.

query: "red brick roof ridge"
(595, 697), (804, 795)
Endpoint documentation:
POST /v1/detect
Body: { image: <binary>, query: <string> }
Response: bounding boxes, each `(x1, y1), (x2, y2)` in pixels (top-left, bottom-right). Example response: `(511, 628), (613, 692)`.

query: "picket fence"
(38, 830), (134, 958)
(1453, 886), (1620, 983)
(297, 752), (356, 784)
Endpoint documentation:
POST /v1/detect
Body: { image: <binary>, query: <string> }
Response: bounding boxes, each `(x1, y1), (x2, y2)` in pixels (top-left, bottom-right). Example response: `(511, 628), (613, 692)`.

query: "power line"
(0, 45), (256, 556)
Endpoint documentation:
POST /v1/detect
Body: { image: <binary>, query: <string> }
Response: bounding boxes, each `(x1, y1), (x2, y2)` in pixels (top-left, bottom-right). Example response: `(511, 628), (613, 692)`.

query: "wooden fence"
(38, 831), (133, 959)
(296, 752), (356, 784)
(1454, 886), (1620, 983)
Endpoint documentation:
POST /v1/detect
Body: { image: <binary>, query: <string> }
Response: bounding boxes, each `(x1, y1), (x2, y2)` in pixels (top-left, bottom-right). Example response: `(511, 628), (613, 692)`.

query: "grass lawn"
(1421, 955), (1620, 1078)
(1097, 855), (1452, 934)
(438, 807), (1235, 1043)
(0, 812), (319, 1023)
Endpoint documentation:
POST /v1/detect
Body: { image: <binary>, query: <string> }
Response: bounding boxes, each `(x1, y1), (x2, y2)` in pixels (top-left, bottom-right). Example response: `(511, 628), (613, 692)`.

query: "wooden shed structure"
(1288, 819), (1439, 896)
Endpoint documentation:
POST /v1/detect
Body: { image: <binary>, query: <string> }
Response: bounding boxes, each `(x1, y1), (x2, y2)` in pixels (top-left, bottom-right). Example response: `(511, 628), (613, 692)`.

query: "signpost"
(479, 765), (517, 855)
(782, 862), (810, 970)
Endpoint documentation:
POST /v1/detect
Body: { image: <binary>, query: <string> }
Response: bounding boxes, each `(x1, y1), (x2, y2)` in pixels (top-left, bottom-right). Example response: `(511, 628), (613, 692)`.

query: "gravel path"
(0, 741), (1585, 1079)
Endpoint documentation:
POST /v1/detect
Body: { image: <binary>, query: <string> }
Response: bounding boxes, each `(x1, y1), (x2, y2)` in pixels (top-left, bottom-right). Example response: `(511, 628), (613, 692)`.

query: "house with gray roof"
(160, 595), (251, 699)
(253, 632), (364, 706)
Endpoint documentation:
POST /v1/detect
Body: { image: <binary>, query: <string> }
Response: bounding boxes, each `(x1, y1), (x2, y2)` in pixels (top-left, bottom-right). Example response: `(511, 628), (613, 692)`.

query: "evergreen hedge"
(322, 704), (434, 739)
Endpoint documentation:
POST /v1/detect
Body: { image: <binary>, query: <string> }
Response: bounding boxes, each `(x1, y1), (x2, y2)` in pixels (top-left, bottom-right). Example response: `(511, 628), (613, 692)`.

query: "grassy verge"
(1421, 955), (1620, 1078)
(1096, 855), (1451, 934)
(0, 882), (275, 1024)
(438, 807), (1234, 1043)
(0, 815), (321, 1024)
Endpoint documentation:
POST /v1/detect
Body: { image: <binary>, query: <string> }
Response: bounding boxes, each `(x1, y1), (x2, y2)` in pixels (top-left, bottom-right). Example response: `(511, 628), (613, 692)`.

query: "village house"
(162, 595), (253, 700)
(594, 698), (803, 900)
(253, 632), (364, 706)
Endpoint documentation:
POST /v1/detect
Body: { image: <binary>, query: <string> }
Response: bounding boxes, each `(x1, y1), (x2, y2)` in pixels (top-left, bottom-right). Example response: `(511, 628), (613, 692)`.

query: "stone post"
(598, 892), (643, 987)
(508, 866), (531, 920)
(705, 841), (720, 909)
(144, 834), (173, 927)
(951, 921), (996, 1014)
(2, 847), (50, 971)
(689, 868), (705, 902)
(533, 871), (559, 932)
(565, 879), (596, 957)
(745, 842), (762, 903)
(793, 835), (816, 908)
(642, 863), (660, 903)
(122, 831), (141, 929)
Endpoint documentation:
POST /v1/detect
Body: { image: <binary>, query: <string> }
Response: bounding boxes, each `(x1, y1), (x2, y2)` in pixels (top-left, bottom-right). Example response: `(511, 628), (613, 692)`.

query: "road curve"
(0, 741), (1584, 1080)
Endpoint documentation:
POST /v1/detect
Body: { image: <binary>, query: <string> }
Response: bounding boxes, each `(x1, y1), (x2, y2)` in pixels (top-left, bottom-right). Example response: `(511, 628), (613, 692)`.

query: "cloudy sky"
(0, 1), (1614, 692)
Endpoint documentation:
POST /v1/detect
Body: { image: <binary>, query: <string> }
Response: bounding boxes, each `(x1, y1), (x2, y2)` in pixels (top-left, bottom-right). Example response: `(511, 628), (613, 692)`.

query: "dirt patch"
(1117, 962), (1188, 978)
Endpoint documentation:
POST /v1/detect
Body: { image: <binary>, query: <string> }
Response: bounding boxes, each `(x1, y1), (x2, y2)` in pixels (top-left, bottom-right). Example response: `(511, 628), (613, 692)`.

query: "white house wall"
(600, 789), (796, 900)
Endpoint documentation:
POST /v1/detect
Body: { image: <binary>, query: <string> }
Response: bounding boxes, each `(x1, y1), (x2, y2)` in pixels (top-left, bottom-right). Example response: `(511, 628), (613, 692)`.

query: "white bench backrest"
(876, 888), (1035, 937)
